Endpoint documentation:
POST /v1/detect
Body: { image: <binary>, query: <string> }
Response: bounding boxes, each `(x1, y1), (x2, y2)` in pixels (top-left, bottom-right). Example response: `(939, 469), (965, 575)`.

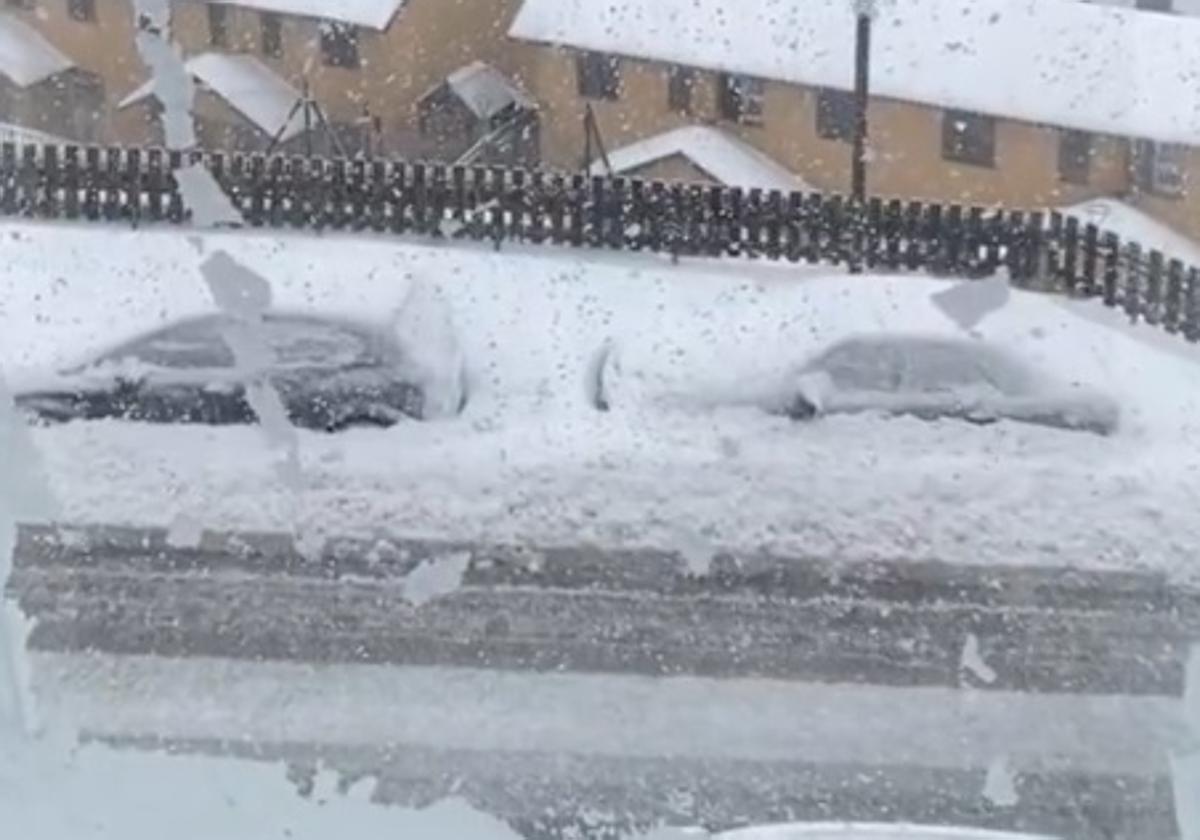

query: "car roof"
(62, 311), (392, 373)
(806, 333), (1045, 393)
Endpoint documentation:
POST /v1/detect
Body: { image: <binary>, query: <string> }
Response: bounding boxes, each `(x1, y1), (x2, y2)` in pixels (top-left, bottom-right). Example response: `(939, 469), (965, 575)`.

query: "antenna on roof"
(583, 104), (613, 178)
(265, 75), (349, 159)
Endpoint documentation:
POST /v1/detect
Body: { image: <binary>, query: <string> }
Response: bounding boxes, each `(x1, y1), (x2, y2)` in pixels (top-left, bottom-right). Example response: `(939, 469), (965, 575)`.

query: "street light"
(851, 0), (876, 204)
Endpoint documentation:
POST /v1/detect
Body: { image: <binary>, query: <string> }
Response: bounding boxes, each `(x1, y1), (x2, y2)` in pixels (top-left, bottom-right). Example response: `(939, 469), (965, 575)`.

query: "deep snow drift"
(3, 222), (1200, 581)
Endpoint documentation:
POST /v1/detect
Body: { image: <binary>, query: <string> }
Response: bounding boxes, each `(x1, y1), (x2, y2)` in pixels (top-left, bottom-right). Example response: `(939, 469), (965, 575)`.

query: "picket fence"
(1, 142), (1197, 341)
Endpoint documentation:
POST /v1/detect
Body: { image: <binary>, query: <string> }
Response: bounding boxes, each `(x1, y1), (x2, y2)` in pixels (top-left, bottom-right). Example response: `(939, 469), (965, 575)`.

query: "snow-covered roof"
(120, 53), (307, 143)
(0, 13), (75, 88)
(510, 0), (1200, 146)
(592, 125), (810, 192)
(444, 61), (534, 120)
(185, 0), (407, 30)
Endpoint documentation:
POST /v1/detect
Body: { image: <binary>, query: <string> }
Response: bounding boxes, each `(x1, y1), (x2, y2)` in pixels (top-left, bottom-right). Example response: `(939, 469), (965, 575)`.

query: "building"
(507, 0), (1200, 241)
(0, 2), (142, 144)
(1, 0), (534, 160)
(157, 0), (532, 159)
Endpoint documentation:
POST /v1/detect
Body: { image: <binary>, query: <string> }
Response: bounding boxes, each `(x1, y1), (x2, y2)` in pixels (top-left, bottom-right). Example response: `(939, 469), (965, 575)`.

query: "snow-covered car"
(13, 312), (450, 431)
(777, 335), (1119, 436)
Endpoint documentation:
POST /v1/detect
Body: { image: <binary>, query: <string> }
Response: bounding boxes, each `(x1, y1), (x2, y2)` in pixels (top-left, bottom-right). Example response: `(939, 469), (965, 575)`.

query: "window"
(668, 66), (694, 113)
(260, 12), (282, 58)
(816, 88), (856, 142)
(942, 109), (996, 167)
(576, 52), (620, 100)
(207, 4), (229, 48)
(5, 0), (33, 8)
(66, 0), (94, 20)
(1134, 139), (1187, 197)
(1058, 129), (1092, 184)
(320, 21), (360, 69)
(719, 73), (765, 124)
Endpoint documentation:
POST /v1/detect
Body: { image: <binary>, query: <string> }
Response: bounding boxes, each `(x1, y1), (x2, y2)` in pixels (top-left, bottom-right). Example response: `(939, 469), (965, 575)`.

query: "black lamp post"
(851, 0), (874, 204)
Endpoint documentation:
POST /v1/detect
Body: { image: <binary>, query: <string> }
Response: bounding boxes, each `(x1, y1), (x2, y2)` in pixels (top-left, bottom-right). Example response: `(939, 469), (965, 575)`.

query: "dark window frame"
(320, 21), (361, 69)
(1058, 129), (1093, 185)
(576, 51), (620, 100)
(1134, 139), (1187, 198)
(719, 73), (765, 124)
(667, 65), (694, 113)
(259, 11), (282, 58)
(206, 4), (229, 48)
(942, 109), (996, 168)
(67, 0), (95, 22)
(816, 88), (856, 143)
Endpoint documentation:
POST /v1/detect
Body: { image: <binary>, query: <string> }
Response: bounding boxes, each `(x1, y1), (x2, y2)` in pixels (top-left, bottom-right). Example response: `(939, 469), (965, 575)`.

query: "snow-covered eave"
(193, 0), (407, 32)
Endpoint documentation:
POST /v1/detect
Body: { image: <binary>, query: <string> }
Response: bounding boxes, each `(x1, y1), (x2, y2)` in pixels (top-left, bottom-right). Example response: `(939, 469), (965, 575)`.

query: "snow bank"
(3, 222), (1200, 581)
(390, 279), (468, 419)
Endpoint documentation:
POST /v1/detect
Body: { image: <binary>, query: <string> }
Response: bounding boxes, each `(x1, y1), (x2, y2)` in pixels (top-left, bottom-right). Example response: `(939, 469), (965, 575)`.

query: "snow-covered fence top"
(1, 140), (1198, 344)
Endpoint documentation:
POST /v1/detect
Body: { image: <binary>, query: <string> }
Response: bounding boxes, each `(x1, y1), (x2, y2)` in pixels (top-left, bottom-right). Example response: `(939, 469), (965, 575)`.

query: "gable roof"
(510, 0), (1200, 146)
(592, 125), (810, 192)
(0, 13), (75, 88)
(186, 0), (407, 30)
(444, 61), (535, 120)
(120, 53), (307, 142)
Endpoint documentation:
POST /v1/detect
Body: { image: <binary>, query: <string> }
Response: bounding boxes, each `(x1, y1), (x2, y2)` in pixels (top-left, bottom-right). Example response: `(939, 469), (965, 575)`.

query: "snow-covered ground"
(3, 221), (1200, 581)
(0, 282), (522, 840)
(1062, 197), (1200, 265)
(3, 218), (1199, 839)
